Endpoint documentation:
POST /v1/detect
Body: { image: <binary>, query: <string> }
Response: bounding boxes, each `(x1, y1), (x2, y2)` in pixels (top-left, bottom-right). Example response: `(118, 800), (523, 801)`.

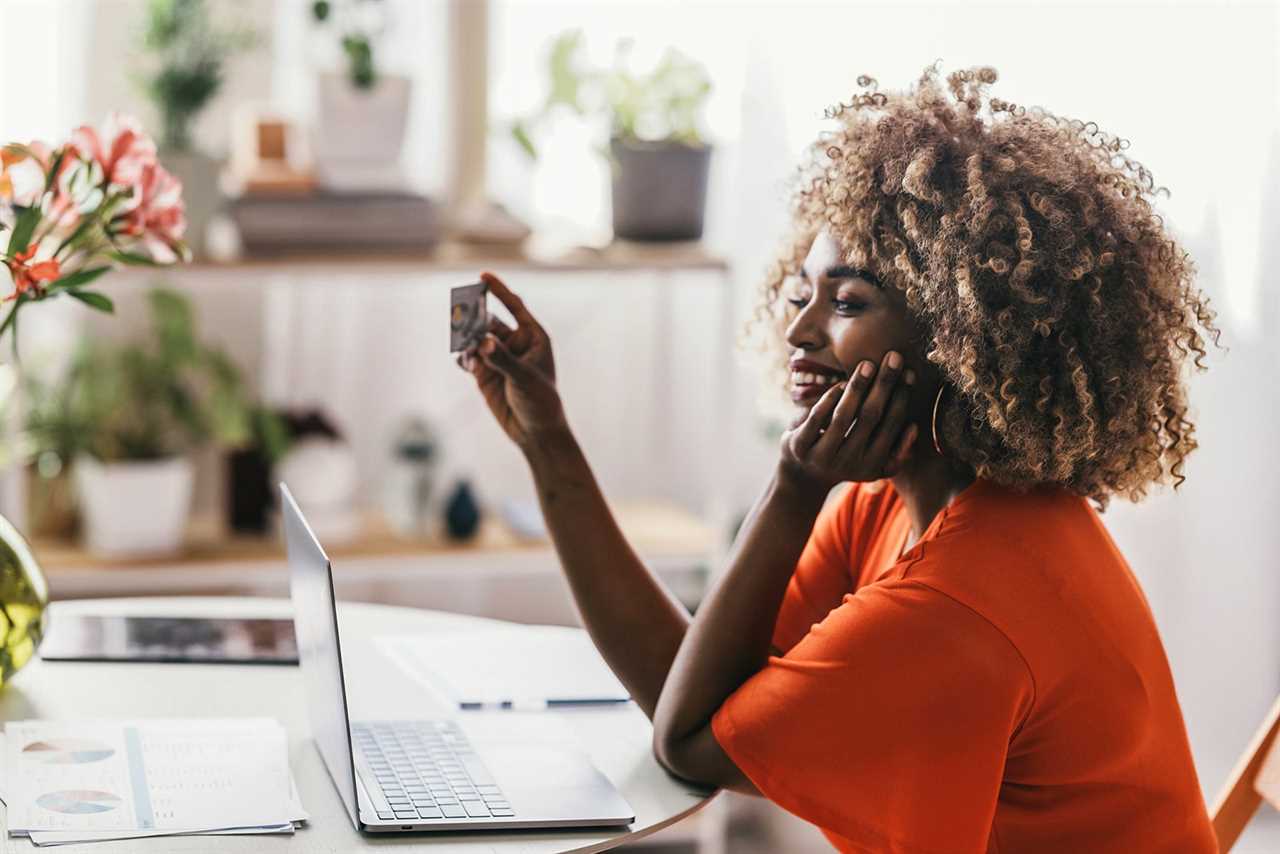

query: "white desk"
(1, 597), (719, 853)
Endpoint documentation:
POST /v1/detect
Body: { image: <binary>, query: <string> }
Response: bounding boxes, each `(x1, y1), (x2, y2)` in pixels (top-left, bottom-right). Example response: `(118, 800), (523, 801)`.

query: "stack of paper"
(1, 718), (306, 846)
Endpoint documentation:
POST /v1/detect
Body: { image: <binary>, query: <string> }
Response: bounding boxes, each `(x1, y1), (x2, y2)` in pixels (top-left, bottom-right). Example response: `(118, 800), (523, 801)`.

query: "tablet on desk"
(38, 615), (299, 664)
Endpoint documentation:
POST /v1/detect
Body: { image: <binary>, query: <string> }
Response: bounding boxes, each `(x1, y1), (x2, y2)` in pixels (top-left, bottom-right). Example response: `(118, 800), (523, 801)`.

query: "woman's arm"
(459, 273), (690, 720)
(521, 427), (691, 720)
(461, 274), (913, 795)
(652, 353), (916, 789)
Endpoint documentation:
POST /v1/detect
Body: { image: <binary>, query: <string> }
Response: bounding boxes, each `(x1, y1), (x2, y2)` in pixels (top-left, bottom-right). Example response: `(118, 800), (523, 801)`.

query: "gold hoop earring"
(930, 385), (947, 457)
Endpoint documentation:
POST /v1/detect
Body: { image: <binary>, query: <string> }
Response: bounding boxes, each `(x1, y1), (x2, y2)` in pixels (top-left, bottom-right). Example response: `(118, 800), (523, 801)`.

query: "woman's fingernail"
(859, 361), (874, 377)
(888, 351), (903, 369)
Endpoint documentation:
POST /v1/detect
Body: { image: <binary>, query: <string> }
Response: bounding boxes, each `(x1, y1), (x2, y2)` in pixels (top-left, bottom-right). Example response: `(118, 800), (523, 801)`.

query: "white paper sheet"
(376, 626), (630, 709)
(4, 718), (297, 843)
(26, 775), (308, 846)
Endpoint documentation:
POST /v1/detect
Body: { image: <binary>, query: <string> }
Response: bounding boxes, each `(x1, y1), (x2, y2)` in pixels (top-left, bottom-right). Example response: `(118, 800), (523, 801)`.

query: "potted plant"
(510, 31), (714, 242)
(225, 405), (292, 534)
(309, 0), (410, 191)
(23, 375), (85, 541)
(136, 0), (256, 259)
(36, 288), (256, 557)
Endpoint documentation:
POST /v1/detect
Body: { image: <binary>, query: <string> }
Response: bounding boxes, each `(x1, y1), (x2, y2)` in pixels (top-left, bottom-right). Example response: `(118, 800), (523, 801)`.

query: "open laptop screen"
(280, 482), (361, 828)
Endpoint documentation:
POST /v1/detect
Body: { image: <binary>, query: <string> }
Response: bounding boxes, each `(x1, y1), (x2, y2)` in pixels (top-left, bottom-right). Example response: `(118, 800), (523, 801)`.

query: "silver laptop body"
(280, 483), (636, 833)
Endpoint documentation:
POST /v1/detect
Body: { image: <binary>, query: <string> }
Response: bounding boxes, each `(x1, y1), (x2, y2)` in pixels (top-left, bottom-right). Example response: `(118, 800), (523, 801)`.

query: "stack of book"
(228, 191), (441, 255)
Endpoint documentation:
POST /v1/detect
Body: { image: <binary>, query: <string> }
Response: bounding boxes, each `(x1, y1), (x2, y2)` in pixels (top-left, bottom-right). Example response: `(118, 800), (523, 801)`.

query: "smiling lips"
(790, 360), (847, 401)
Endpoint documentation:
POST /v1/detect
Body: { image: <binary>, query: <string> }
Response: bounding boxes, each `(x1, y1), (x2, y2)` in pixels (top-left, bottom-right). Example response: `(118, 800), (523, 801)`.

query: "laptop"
(280, 483), (636, 833)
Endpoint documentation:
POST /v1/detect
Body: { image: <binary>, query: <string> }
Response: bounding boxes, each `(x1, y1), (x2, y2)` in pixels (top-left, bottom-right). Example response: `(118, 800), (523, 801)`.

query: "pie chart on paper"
(21, 738), (115, 764)
(36, 790), (123, 815)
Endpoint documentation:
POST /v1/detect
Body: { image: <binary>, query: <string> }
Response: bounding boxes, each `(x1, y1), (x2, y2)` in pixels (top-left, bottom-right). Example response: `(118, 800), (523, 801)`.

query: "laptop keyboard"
(353, 720), (515, 822)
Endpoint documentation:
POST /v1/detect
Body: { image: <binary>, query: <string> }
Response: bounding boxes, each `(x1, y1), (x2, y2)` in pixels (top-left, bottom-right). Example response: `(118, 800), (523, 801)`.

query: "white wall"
(3, 0), (1279, 815)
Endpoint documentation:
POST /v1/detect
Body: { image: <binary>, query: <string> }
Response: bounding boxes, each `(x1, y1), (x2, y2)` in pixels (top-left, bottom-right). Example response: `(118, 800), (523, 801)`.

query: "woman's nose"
(785, 300), (826, 352)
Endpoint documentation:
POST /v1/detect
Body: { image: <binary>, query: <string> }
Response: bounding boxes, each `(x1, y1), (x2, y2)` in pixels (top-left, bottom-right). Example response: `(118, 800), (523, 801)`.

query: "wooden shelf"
(129, 239), (729, 277)
(31, 500), (717, 575)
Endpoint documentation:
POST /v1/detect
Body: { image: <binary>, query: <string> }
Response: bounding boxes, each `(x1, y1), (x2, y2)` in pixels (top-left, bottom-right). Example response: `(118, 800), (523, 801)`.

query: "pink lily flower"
(69, 113), (156, 188)
(116, 162), (187, 263)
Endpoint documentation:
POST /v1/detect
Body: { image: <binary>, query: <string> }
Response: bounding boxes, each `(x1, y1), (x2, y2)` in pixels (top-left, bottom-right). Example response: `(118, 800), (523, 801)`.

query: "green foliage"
(6, 206), (40, 257)
(510, 31), (712, 161)
(137, 0), (257, 151)
(24, 287), (288, 464)
(311, 0), (387, 91)
(64, 290), (114, 313)
(47, 267), (112, 293)
(342, 34), (376, 89)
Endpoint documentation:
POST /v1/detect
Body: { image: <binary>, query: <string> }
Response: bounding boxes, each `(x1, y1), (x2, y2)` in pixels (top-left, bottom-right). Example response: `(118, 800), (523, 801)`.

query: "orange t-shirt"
(710, 477), (1217, 853)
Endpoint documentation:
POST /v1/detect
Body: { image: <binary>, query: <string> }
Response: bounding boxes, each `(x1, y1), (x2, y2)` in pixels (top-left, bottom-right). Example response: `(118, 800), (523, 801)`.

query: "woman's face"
(784, 230), (931, 417)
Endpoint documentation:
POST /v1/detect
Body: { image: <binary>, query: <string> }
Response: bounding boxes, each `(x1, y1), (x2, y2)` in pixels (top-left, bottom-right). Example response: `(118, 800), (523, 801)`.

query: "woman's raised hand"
(778, 350), (919, 496)
(457, 271), (566, 450)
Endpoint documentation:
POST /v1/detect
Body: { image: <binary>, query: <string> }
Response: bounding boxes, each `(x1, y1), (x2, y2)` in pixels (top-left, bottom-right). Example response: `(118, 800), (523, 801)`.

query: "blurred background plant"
(137, 0), (257, 153)
(23, 286), (289, 541)
(510, 30), (712, 161)
(310, 0), (388, 90)
(25, 287), (283, 465)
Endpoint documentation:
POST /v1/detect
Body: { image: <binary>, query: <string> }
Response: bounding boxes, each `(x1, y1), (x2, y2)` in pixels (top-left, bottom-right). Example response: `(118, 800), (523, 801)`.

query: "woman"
(458, 63), (1220, 853)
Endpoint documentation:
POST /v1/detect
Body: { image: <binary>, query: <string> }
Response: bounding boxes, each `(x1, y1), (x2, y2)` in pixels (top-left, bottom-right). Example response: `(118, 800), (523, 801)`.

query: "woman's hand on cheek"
(777, 351), (918, 497)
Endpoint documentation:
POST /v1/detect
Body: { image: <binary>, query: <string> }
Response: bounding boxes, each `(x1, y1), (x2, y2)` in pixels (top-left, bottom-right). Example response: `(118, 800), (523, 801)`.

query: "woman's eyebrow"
(826, 265), (883, 289)
(797, 263), (883, 289)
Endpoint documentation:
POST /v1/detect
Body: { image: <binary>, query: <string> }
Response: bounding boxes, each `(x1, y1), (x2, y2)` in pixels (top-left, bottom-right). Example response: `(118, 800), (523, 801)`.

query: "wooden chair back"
(1212, 695), (1280, 851)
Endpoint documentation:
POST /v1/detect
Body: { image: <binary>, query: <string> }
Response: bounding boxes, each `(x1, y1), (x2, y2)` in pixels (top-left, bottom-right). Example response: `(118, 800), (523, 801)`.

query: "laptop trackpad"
(484, 746), (634, 822)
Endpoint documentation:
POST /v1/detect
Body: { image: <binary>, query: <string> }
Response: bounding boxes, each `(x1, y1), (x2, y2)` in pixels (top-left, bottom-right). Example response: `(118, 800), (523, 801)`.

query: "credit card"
(450, 282), (489, 352)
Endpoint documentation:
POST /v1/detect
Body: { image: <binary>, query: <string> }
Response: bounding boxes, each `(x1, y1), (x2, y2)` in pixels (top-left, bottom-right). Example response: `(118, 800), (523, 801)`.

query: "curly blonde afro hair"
(755, 61), (1222, 511)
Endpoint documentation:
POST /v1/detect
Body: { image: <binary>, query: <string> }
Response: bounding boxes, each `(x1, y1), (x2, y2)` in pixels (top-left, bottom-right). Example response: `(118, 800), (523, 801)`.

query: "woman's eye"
(833, 299), (867, 315)
(786, 296), (809, 309)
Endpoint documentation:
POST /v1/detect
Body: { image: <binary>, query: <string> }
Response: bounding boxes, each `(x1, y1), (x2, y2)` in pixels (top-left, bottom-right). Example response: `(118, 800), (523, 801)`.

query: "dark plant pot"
(227, 449), (273, 534)
(610, 138), (711, 242)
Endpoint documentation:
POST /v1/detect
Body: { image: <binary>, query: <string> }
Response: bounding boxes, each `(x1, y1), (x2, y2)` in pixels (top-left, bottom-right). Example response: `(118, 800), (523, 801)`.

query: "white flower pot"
(74, 456), (194, 558)
(160, 150), (221, 260)
(313, 72), (411, 191)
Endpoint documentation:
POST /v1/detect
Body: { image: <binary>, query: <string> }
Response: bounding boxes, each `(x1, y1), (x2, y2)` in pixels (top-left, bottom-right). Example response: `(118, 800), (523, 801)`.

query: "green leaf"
(0, 297), (21, 341)
(254, 408), (292, 463)
(108, 250), (160, 266)
(547, 30), (587, 114)
(43, 147), (67, 195)
(511, 122), (538, 160)
(0, 292), (26, 361)
(10, 298), (19, 361)
(6, 206), (40, 256)
(53, 213), (102, 259)
(66, 289), (114, 313)
(46, 266), (111, 292)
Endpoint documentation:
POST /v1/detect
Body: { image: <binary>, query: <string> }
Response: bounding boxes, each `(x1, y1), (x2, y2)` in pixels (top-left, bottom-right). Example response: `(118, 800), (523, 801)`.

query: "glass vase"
(0, 512), (47, 685)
